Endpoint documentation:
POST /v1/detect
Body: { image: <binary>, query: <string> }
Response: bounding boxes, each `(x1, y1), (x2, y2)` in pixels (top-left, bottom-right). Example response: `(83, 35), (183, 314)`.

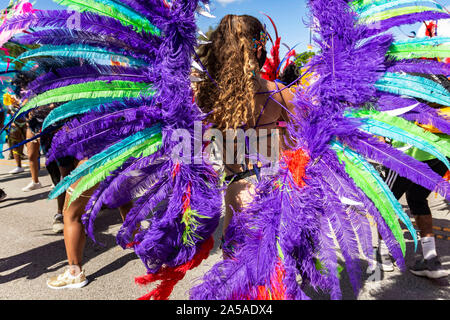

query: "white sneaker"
(52, 213), (64, 234)
(47, 269), (88, 289)
(378, 240), (394, 272)
(9, 167), (24, 174)
(22, 181), (43, 192)
(379, 252), (395, 272)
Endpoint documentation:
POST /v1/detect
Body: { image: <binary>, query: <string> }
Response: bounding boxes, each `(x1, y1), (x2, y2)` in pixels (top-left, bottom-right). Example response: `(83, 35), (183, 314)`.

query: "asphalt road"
(0, 157), (449, 300)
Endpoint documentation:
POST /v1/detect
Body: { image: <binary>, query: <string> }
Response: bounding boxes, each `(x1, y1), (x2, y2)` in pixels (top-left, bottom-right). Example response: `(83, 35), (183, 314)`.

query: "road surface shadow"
(302, 218), (449, 300)
(366, 216), (450, 300)
(0, 170), (49, 185)
(0, 208), (138, 284)
(0, 189), (51, 209)
(362, 243), (449, 299)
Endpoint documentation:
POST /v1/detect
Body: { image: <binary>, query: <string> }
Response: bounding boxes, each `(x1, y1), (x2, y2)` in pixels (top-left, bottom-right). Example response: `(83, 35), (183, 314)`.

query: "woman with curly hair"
(196, 14), (296, 255)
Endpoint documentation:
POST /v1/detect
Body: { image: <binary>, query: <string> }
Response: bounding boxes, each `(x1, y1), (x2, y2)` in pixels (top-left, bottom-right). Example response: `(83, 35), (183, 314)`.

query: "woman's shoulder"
(257, 78), (295, 113)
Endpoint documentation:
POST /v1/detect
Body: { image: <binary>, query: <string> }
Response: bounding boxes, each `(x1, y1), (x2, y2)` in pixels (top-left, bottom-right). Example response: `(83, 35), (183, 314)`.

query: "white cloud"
(216, 0), (241, 6)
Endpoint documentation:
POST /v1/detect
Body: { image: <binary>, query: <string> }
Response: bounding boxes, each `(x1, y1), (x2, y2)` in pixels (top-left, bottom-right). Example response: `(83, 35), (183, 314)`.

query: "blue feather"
(42, 98), (122, 130)
(375, 73), (450, 107)
(18, 44), (149, 67)
(49, 124), (162, 199)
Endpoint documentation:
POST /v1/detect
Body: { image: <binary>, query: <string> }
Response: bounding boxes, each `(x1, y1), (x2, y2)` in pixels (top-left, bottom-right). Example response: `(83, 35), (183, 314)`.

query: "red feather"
(135, 236), (215, 300)
(261, 37), (281, 81)
(281, 148), (310, 188)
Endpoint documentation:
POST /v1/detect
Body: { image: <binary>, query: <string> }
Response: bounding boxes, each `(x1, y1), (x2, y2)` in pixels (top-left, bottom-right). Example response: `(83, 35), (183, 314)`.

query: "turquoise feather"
(42, 98), (122, 130)
(48, 124), (162, 199)
(0, 72), (17, 78)
(357, 117), (450, 171)
(390, 36), (450, 47)
(331, 140), (418, 249)
(375, 73), (450, 107)
(18, 45), (148, 67)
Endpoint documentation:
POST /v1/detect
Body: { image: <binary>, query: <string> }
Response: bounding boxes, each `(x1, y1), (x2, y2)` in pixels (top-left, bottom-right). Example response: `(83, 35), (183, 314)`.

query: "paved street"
(0, 158), (449, 300)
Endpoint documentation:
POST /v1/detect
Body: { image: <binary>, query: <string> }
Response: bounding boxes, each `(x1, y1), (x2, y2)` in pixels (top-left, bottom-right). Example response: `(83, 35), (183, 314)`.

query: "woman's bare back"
(224, 77), (295, 173)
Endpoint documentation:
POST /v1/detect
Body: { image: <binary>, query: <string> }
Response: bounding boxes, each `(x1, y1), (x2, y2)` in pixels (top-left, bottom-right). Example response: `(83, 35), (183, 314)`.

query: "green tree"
(294, 51), (315, 69)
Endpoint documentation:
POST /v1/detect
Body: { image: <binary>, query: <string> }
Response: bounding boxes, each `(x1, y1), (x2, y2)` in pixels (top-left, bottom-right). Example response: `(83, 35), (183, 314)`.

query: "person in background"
(380, 74), (449, 279)
(0, 101), (5, 159)
(4, 94), (26, 174)
(279, 63), (300, 87)
(21, 99), (44, 192)
(39, 105), (77, 234)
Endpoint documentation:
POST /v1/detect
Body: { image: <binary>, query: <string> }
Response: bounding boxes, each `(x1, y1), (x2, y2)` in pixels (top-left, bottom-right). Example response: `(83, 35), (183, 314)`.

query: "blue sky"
(2, 0), (449, 57)
(0, 0), (313, 56)
(195, 0), (312, 56)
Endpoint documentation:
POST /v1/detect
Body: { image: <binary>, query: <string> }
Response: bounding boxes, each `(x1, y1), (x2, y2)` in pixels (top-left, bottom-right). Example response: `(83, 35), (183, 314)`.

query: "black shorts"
(56, 156), (76, 168)
(46, 161), (61, 186)
(385, 158), (449, 216)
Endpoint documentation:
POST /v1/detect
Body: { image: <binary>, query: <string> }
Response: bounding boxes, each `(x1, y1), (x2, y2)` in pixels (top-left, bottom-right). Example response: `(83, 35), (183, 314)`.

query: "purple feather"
(316, 152), (374, 264)
(25, 69), (149, 100)
(402, 105), (450, 136)
(316, 173), (362, 296)
(1, 10), (160, 53)
(386, 59), (450, 76)
(365, 11), (450, 37)
(132, 162), (222, 273)
(342, 131), (450, 202)
(46, 100), (160, 163)
(81, 154), (165, 243)
(190, 176), (285, 300)
(326, 149), (405, 270)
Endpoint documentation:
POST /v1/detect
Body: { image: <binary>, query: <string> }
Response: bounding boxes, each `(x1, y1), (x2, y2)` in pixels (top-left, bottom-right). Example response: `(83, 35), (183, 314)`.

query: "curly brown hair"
(196, 15), (267, 130)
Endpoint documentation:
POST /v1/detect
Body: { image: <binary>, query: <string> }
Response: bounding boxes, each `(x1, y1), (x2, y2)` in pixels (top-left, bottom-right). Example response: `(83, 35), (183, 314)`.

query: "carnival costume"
(0, 0), (449, 300)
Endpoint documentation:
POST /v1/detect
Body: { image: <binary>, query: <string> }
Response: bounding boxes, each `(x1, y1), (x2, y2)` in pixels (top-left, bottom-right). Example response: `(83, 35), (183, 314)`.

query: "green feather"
(387, 37), (450, 60)
(354, 0), (445, 16)
(16, 80), (154, 120)
(359, 5), (447, 23)
(181, 208), (211, 247)
(351, 0), (376, 10)
(334, 148), (406, 255)
(67, 133), (162, 206)
(54, 0), (161, 35)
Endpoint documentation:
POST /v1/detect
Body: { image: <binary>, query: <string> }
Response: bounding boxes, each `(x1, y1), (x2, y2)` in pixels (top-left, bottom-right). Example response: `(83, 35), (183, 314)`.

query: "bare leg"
(63, 180), (97, 275)
(62, 155), (137, 275)
(13, 149), (22, 168)
(118, 201), (134, 222)
(26, 129), (40, 183)
(9, 125), (24, 168)
(414, 215), (433, 238)
(57, 165), (75, 214)
(62, 158), (97, 275)
(223, 179), (255, 258)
